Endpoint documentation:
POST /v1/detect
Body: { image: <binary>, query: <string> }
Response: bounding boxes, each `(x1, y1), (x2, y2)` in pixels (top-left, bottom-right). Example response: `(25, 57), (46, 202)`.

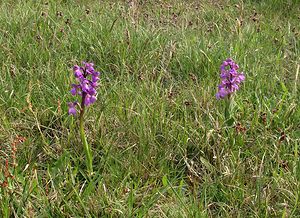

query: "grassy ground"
(0, 0), (299, 217)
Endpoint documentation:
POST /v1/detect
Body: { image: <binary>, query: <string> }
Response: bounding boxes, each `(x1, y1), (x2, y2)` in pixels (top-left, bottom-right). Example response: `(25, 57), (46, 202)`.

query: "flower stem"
(225, 94), (234, 126)
(79, 96), (93, 176)
(225, 94), (231, 120)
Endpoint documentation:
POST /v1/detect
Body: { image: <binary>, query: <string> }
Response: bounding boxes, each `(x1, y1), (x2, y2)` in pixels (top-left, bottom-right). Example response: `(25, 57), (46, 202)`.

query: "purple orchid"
(68, 62), (100, 115)
(216, 58), (245, 99)
(67, 62), (100, 175)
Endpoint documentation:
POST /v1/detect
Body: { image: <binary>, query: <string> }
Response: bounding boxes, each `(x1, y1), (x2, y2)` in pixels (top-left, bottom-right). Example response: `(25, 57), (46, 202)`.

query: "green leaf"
(162, 175), (168, 187)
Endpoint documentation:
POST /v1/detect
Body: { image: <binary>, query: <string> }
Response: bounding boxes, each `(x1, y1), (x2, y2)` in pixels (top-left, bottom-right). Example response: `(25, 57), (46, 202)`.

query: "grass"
(0, 0), (299, 217)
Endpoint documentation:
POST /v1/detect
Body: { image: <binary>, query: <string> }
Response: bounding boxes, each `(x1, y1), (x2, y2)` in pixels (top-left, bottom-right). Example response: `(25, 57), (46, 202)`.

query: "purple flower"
(92, 75), (99, 83)
(216, 59), (245, 99)
(74, 67), (83, 78)
(89, 95), (97, 104)
(68, 62), (100, 115)
(84, 95), (92, 106)
(70, 84), (80, 95)
(88, 87), (96, 95)
(68, 102), (77, 115)
(70, 87), (77, 95)
(81, 80), (90, 93)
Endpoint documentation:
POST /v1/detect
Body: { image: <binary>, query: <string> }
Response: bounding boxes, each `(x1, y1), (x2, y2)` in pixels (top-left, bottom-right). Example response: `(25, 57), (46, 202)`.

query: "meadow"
(0, 0), (299, 217)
